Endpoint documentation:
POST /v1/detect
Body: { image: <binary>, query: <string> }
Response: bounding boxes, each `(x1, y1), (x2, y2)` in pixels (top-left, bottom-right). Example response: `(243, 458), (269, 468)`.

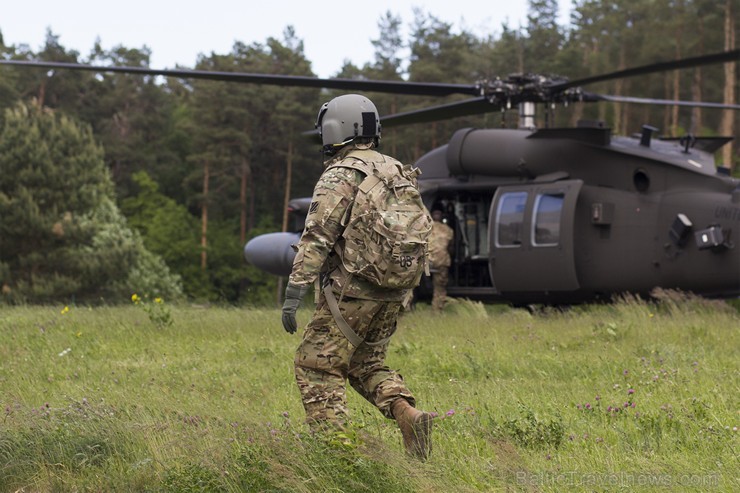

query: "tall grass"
(1, 294), (737, 492)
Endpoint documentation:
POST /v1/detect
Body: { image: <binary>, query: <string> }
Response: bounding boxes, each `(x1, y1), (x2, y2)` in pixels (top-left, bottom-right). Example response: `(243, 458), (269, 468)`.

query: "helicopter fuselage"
(244, 123), (739, 304)
(414, 125), (739, 303)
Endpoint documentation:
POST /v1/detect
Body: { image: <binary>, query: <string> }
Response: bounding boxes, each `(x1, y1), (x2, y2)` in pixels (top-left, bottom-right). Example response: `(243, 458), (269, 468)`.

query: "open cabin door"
(488, 180), (582, 293)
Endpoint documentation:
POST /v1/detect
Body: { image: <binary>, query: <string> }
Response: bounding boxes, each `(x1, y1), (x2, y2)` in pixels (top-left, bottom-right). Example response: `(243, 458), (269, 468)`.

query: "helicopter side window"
(532, 193), (564, 246)
(495, 192), (528, 247)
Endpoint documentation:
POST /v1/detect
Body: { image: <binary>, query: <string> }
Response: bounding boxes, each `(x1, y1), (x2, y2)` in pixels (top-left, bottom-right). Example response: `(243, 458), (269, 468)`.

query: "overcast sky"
(2, 0), (571, 79)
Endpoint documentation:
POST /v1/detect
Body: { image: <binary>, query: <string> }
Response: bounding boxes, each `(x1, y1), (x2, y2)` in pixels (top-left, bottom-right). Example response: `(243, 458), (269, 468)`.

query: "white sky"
(1, 0), (571, 79)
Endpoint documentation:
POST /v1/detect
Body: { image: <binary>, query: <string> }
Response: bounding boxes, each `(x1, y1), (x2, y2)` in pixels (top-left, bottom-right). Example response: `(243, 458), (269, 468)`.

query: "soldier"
(281, 94), (434, 460)
(428, 209), (454, 311)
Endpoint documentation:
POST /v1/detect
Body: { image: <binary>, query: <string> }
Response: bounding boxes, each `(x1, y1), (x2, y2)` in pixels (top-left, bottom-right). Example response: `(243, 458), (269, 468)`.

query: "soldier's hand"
(281, 283), (308, 334)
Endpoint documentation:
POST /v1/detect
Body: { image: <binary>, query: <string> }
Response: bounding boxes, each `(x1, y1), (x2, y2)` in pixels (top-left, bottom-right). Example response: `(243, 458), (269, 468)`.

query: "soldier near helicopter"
(280, 94), (435, 460)
(428, 209), (454, 311)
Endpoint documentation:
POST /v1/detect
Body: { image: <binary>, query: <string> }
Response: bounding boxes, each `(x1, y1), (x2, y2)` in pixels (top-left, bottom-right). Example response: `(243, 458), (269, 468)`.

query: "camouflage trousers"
(432, 269), (449, 311)
(294, 291), (415, 428)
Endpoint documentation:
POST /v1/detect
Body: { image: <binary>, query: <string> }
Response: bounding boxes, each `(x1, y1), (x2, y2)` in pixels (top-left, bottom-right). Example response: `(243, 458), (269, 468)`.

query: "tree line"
(0, 0), (737, 304)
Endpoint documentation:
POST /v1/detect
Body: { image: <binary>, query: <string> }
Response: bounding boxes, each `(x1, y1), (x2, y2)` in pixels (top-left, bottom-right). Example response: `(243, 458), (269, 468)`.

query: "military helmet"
(315, 94), (381, 154)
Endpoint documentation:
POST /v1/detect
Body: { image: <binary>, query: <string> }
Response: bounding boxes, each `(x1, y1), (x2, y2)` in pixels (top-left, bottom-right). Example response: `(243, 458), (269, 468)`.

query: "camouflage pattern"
(432, 267), (450, 311)
(429, 220), (454, 269)
(289, 144), (409, 301)
(329, 149), (432, 290)
(288, 142), (424, 429)
(294, 291), (416, 427)
(429, 220), (453, 311)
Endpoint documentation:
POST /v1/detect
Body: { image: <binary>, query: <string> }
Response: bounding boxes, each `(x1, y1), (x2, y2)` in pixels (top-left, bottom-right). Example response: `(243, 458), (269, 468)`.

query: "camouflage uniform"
(428, 219), (454, 311)
(289, 143), (417, 427)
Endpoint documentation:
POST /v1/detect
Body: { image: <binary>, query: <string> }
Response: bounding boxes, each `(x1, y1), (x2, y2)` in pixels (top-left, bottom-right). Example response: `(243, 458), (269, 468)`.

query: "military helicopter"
(2, 49), (739, 304)
(241, 50), (740, 305)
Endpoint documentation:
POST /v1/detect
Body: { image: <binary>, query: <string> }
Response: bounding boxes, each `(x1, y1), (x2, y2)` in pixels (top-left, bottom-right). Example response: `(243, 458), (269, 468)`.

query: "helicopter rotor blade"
(0, 59), (479, 97)
(3, 50), (738, 127)
(300, 98), (496, 136)
(380, 97), (500, 127)
(590, 93), (740, 110)
(551, 49), (740, 92)
(378, 91), (740, 129)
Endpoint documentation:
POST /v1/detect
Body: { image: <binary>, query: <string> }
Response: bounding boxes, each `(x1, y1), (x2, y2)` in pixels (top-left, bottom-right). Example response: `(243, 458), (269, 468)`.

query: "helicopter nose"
(243, 232), (300, 276)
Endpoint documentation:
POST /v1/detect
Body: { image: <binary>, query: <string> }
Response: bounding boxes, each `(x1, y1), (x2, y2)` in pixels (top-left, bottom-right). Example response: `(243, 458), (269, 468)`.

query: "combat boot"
(391, 398), (433, 461)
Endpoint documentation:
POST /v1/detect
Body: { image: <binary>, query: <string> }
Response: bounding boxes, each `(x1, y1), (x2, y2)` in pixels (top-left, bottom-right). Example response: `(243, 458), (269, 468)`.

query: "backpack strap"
(329, 149), (408, 187)
(323, 284), (390, 347)
(327, 150), (376, 225)
(327, 149), (376, 174)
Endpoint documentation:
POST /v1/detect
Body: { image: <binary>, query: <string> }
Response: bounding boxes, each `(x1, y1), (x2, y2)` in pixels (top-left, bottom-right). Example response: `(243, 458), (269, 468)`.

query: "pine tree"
(0, 101), (181, 303)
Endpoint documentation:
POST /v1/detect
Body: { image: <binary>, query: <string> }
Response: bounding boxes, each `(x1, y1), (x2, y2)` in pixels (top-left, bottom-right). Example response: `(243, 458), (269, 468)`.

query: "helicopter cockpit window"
(495, 192), (528, 247)
(532, 192), (564, 246)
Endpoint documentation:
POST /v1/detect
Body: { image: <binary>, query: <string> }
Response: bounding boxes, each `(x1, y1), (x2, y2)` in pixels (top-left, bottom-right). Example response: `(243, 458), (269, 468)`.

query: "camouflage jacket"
(429, 221), (454, 269)
(288, 145), (410, 301)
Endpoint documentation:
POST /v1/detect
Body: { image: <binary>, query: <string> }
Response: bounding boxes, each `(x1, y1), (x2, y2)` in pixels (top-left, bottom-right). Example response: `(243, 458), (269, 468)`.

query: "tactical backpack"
(329, 149), (432, 290)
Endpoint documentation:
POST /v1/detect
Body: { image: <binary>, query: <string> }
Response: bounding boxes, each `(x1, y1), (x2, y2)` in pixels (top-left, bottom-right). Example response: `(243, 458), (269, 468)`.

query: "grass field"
(1, 293), (738, 492)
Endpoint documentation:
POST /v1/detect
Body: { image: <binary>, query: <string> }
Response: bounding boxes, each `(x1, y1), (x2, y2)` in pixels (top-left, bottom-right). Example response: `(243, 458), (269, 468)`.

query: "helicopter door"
(488, 180), (583, 293)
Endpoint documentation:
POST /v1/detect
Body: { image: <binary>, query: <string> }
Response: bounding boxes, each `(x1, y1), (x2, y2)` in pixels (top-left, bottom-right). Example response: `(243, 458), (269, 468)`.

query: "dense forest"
(0, 0), (737, 304)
